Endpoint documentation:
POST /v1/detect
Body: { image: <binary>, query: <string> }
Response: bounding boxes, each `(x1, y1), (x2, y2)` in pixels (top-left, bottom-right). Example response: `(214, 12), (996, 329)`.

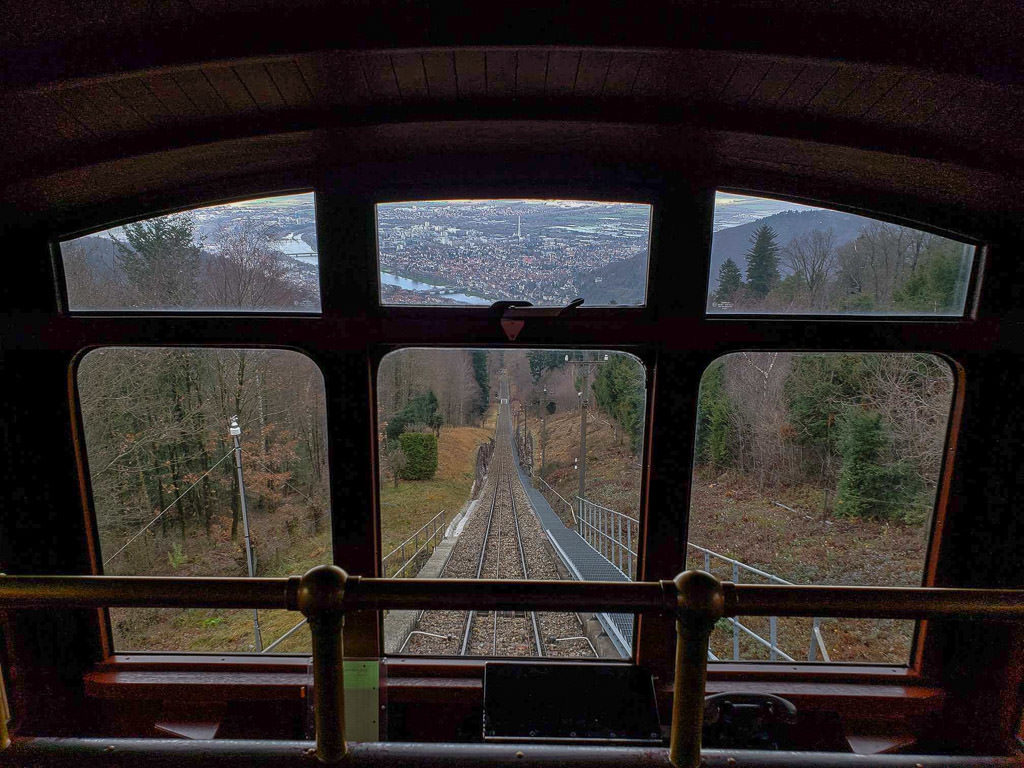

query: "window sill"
(86, 656), (942, 720)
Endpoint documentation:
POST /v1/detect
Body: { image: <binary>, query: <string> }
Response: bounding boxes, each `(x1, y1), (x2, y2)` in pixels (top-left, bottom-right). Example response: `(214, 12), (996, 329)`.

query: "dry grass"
(535, 408), (642, 521)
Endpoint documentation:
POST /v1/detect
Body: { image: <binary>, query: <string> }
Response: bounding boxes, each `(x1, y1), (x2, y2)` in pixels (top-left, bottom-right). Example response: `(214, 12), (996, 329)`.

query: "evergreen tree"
(695, 360), (732, 468)
(526, 350), (566, 382)
(113, 214), (201, 307)
(715, 258), (743, 303)
(835, 408), (917, 520)
(471, 351), (489, 418)
(592, 355), (646, 452)
(386, 391), (440, 441)
(744, 225), (781, 298)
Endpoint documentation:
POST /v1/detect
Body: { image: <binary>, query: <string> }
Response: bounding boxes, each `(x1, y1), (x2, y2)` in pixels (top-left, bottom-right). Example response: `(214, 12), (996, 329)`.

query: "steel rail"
(509, 472), (545, 658)
(459, 424), (502, 656)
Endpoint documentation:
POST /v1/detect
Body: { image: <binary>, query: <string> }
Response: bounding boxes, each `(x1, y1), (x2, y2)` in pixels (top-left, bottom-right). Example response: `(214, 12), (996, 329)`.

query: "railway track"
(403, 390), (596, 659)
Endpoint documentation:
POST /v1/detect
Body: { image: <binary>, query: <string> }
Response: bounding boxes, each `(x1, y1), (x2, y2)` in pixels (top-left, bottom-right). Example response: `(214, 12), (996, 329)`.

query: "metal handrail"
(535, 475), (577, 525)
(687, 542), (829, 662)
(1, 570), (1022, 768)
(575, 495), (638, 522)
(687, 542), (792, 585)
(381, 509), (447, 577)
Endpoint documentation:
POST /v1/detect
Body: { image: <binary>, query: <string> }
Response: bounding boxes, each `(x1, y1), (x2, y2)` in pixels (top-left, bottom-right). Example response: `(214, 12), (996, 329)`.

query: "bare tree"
(205, 218), (306, 309)
(782, 228), (836, 309)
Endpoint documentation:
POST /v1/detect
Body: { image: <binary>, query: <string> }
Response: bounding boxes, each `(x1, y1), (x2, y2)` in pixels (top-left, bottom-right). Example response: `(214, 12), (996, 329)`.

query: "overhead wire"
(102, 448), (235, 566)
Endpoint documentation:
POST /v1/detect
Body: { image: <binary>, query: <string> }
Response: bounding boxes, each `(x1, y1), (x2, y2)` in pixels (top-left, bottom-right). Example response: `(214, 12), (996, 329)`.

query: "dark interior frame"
(2, 151), (1022, 750)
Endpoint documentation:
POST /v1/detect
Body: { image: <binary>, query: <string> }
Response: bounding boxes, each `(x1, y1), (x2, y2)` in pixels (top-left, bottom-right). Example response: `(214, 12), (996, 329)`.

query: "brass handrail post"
(297, 565), (349, 764)
(668, 571), (725, 768)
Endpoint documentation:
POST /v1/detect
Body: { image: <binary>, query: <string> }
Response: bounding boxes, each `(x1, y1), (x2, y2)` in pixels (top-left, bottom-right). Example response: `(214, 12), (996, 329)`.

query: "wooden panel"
(574, 50), (613, 98)
(631, 55), (669, 101)
(53, 84), (148, 135)
(545, 51), (580, 96)
(515, 50), (548, 97)
(719, 60), (772, 106)
(807, 65), (865, 112)
(295, 52), (368, 107)
(747, 61), (804, 108)
(837, 70), (902, 117)
(686, 51), (738, 101)
(173, 69), (228, 114)
(421, 51), (457, 102)
(865, 73), (942, 125)
(485, 50), (516, 98)
(633, 52), (705, 103)
(390, 52), (429, 102)
(265, 60), (314, 108)
(775, 62), (837, 111)
(144, 73), (199, 118)
(233, 63), (285, 111)
(9, 92), (94, 145)
(202, 65), (259, 114)
(602, 52), (643, 98)
(361, 52), (402, 104)
(453, 50), (486, 99)
(109, 78), (173, 125)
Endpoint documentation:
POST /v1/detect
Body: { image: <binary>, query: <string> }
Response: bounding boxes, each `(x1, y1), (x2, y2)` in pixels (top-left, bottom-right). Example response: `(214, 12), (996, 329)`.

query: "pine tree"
(716, 258), (743, 303)
(113, 214), (201, 307)
(745, 225), (781, 299)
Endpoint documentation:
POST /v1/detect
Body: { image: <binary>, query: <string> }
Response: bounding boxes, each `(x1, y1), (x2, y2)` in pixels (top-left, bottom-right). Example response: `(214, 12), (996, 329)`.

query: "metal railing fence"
(381, 509), (447, 578)
(687, 542), (829, 662)
(576, 496), (638, 579)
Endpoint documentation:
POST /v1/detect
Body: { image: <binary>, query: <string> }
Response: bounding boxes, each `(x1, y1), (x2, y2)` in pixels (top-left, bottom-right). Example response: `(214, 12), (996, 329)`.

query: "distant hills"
(574, 253), (649, 306)
(708, 209), (867, 291)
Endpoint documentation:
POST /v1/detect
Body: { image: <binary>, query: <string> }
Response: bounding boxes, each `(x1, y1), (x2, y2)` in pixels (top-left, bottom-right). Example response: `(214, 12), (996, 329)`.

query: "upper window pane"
(376, 200), (652, 307)
(707, 193), (975, 317)
(60, 192), (320, 312)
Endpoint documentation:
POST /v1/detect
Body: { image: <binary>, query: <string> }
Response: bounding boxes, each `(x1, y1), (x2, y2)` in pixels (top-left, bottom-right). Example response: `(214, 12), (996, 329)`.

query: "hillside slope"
(709, 209), (866, 290)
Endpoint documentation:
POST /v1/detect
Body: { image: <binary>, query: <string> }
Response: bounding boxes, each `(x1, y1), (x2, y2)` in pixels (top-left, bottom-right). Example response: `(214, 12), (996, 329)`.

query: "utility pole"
(541, 387), (548, 476)
(565, 354), (609, 509)
(230, 416), (263, 652)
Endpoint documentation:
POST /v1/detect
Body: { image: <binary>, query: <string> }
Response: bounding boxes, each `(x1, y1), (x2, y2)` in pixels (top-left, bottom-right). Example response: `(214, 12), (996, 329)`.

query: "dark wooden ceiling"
(1, 2), (1022, 223)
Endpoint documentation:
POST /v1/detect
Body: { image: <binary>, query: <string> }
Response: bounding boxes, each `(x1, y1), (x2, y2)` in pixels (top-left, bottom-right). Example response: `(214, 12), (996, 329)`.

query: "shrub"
(398, 432), (438, 480)
(835, 408), (918, 520)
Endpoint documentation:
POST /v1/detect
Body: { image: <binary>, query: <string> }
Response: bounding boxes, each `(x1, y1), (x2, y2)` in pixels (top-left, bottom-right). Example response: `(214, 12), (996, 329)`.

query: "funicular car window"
(377, 348), (646, 659)
(77, 347), (331, 654)
(59, 192), (321, 313)
(375, 199), (653, 307)
(706, 192), (976, 317)
(690, 351), (956, 664)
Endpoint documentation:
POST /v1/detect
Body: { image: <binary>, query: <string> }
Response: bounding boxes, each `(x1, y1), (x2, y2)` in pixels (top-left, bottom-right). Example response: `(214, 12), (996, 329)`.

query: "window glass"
(377, 349), (645, 659)
(77, 348), (330, 653)
(376, 200), (652, 306)
(60, 192), (320, 312)
(690, 352), (955, 663)
(707, 193), (975, 316)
